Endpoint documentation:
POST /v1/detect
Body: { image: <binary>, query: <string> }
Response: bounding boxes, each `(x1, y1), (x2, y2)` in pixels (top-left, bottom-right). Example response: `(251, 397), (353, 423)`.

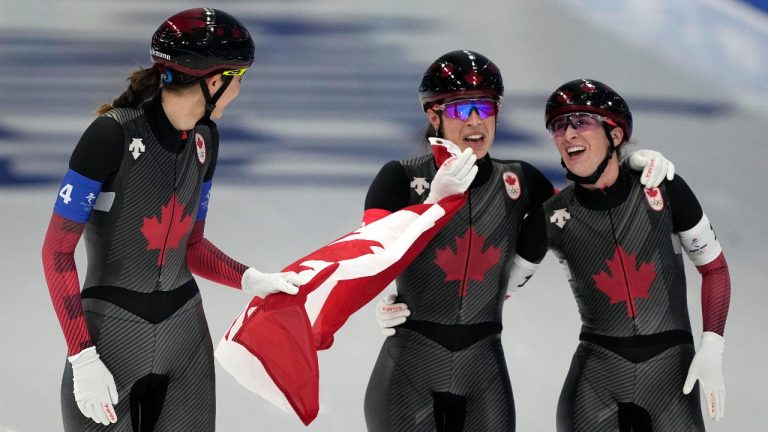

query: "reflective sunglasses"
(547, 112), (614, 137)
(435, 98), (500, 120)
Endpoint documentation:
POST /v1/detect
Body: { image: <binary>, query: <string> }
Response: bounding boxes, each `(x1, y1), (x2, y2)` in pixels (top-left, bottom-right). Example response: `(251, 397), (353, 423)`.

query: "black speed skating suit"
(363, 153), (553, 432)
(536, 168), (711, 431)
(52, 95), (222, 431)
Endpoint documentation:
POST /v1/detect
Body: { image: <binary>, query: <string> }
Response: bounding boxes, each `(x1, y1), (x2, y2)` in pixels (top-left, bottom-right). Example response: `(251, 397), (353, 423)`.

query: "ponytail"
(96, 67), (161, 115)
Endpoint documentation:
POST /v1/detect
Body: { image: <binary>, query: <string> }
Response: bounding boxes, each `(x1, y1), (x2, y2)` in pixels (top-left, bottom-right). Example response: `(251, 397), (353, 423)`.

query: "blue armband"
(53, 169), (103, 223)
(196, 180), (212, 221)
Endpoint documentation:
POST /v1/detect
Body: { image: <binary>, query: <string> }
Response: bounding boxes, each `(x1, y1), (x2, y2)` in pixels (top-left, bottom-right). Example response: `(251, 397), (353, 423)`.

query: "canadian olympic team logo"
(195, 133), (206, 164)
(503, 172), (521, 200)
(644, 187), (664, 211)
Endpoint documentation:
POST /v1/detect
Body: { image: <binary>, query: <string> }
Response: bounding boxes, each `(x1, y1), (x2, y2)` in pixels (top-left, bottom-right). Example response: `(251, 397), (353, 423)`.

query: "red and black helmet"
(150, 8), (254, 83)
(545, 78), (633, 141)
(418, 50), (504, 111)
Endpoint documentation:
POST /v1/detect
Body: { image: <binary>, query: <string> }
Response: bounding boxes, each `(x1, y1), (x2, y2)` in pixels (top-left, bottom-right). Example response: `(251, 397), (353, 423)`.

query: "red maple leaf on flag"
(592, 245), (656, 318)
(140, 193), (193, 266)
(292, 238), (383, 273)
(435, 227), (500, 297)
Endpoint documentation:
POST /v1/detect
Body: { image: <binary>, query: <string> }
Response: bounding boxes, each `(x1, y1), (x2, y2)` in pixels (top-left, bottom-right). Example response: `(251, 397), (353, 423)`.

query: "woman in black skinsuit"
(42, 9), (303, 430)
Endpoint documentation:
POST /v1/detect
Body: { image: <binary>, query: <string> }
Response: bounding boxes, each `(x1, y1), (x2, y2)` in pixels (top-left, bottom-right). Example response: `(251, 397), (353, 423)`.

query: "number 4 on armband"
(59, 184), (74, 204)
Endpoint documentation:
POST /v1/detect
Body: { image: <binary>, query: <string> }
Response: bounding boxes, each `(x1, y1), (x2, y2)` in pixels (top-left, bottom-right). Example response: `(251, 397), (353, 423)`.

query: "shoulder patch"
(644, 187), (664, 211)
(195, 132), (206, 164)
(503, 171), (521, 200)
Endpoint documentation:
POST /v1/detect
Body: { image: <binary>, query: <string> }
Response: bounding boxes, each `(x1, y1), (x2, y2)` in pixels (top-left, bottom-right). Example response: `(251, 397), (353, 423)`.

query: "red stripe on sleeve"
(697, 252), (731, 336)
(186, 220), (248, 289)
(41, 213), (92, 356)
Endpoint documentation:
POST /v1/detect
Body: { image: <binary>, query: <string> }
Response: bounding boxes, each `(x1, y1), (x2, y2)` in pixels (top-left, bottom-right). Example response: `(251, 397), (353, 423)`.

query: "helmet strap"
(199, 74), (234, 119)
(433, 121), (443, 138)
(561, 125), (617, 185)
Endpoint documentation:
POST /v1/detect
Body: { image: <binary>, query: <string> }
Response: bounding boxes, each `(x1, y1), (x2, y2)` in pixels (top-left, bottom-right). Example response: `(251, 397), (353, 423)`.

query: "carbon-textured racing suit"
(363, 152), (554, 432)
(42, 94), (249, 431)
(526, 168), (731, 431)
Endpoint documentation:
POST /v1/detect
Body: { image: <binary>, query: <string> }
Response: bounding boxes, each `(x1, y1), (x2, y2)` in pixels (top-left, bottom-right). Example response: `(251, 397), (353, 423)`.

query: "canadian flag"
(215, 139), (466, 425)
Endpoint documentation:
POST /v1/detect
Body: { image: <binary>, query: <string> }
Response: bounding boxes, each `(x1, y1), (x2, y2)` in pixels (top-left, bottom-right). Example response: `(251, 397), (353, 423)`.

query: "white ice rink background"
(1, 0), (767, 430)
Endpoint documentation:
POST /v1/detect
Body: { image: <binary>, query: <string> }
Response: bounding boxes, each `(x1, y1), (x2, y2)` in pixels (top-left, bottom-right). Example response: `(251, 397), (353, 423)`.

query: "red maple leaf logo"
(592, 245), (656, 318)
(435, 227), (500, 297)
(140, 193), (193, 266)
(646, 188), (658, 198)
(505, 176), (517, 186)
(287, 238), (383, 273)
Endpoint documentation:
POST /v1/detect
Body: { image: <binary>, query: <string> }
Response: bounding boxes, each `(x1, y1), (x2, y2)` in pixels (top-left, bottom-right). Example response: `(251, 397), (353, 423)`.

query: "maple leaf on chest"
(140, 193), (193, 266)
(592, 245), (656, 318)
(435, 227), (501, 297)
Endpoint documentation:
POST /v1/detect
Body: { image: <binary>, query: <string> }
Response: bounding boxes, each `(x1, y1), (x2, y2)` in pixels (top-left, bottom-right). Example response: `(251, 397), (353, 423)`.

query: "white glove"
(68, 346), (118, 425)
(625, 149), (675, 188)
(424, 147), (478, 204)
(241, 267), (306, 298)
(683, 332), (725, 422)
(375, 293), (410, 336)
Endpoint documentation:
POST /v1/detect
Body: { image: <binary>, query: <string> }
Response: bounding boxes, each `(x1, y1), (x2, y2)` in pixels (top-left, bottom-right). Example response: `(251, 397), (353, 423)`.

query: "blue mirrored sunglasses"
(436, 98), (500, 120)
